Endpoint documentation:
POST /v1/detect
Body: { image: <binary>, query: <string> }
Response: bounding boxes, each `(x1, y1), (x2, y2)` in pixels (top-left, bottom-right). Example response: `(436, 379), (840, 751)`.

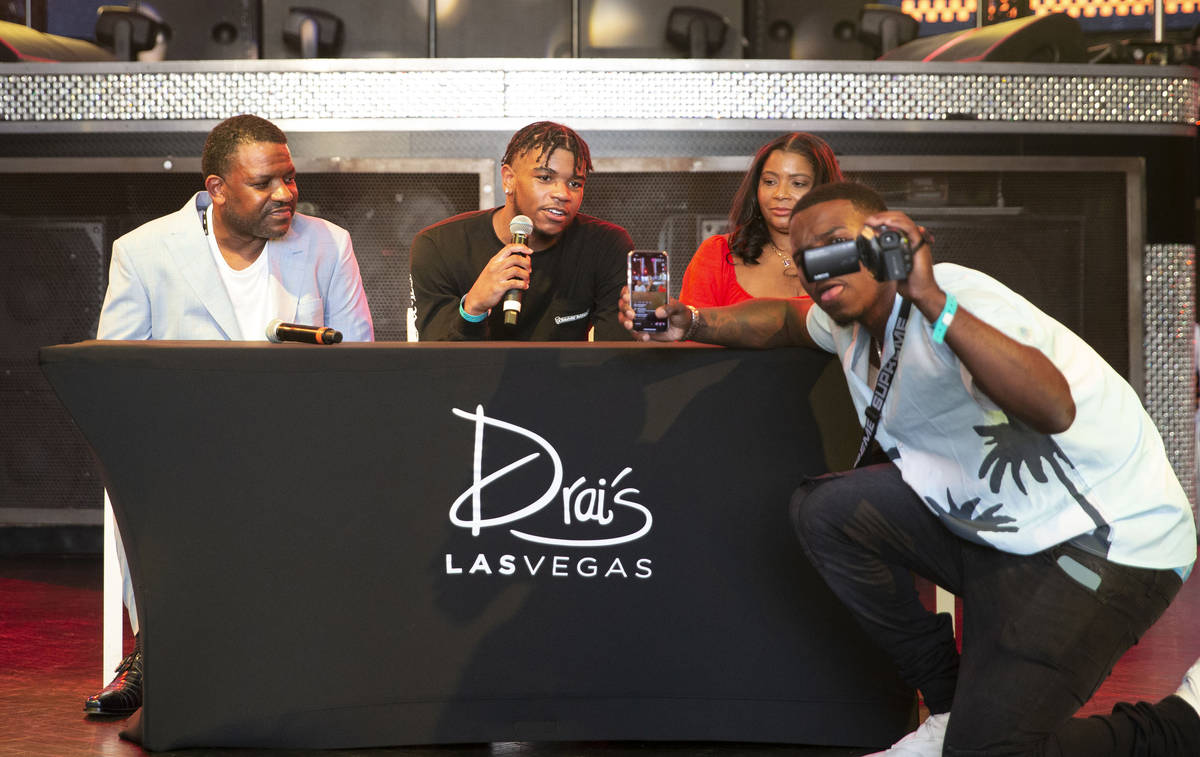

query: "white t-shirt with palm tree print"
(807, 263), (1196, 573)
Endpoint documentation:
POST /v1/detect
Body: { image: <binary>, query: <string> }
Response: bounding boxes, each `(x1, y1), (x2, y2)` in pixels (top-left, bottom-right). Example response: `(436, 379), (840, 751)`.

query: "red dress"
(679, 235), (811, 308)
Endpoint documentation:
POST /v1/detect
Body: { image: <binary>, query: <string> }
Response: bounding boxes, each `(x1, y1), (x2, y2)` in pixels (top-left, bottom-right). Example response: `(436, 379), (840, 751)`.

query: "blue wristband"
(459, 295), (487, 323)
(931, 293), (957, 344)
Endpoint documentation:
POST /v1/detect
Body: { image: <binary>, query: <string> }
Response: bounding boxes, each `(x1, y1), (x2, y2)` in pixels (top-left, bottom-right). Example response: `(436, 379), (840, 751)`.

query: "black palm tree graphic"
(924, 488), (1018, 534)
(974, 419), (1111, 550)
(974, 421), (1060, 495)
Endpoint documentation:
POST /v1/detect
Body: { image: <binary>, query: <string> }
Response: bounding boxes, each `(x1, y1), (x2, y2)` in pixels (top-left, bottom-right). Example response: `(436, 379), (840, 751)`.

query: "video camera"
(799, 226), (914, 282)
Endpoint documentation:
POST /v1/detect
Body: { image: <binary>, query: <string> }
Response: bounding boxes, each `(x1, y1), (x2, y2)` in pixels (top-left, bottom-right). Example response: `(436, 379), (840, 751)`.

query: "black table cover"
(40, 341), (914, 751)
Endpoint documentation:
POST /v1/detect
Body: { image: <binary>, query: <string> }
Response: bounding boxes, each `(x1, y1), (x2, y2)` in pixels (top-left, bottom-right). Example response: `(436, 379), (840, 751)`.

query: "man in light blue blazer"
(87, 114), (374, 717)
(97, 118), (374, 343)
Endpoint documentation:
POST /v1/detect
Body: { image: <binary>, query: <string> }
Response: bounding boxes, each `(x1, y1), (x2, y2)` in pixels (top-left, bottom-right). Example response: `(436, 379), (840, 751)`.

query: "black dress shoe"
(84, 635), (142, 715)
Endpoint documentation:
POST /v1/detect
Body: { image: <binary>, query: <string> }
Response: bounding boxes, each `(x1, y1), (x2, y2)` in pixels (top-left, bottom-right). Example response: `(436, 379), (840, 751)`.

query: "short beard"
(220, 206), (290, 241)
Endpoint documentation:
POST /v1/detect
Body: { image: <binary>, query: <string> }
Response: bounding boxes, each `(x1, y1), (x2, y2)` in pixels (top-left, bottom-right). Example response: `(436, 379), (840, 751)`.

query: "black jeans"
(789, 463), (1200, 757)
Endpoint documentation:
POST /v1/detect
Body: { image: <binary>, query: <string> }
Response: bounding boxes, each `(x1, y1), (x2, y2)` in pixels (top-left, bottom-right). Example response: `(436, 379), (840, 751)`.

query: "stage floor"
(2, 553), (1197, 757)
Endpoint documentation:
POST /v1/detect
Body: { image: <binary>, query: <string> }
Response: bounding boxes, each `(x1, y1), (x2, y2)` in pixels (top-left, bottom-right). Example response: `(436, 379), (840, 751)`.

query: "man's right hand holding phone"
(619, 286), (696, 342)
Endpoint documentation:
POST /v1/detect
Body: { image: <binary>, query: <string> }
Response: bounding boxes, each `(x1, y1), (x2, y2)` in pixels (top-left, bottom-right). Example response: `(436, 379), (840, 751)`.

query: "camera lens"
(800, 239), (862, 281)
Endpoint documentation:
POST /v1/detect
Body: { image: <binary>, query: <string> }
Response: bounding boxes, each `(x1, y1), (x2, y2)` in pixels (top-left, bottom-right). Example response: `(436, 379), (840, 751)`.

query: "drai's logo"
(444, 405), (653, 579)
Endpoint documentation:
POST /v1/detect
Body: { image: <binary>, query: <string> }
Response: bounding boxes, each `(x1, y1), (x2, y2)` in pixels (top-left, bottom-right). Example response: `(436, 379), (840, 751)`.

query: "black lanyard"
(853, 298), (912, 468)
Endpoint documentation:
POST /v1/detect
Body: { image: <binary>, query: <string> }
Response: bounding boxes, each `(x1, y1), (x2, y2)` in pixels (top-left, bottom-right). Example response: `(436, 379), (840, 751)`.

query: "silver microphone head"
(265, 319), (284, 343)
(509, 215), (533, 238)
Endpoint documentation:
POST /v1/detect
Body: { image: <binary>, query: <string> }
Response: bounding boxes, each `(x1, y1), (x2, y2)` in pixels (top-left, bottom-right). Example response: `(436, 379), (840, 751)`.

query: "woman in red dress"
(679, 133), (842, 308)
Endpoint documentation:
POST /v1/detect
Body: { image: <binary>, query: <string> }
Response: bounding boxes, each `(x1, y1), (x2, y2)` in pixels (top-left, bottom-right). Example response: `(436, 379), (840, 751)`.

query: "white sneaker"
(1174, 657), (1200, 716)
(863, 711), (949, 757)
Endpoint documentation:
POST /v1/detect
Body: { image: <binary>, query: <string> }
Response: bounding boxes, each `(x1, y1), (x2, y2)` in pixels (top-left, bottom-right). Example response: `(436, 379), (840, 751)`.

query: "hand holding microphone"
(266, 319), (343, 345)
(460, 214), (534, 326)
(501, 214), (533, 327)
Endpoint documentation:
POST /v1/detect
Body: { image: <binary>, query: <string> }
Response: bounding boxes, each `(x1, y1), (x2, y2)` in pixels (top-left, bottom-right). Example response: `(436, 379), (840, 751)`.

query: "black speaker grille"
(1, 366), (100, 515)
(0, 220), (107, 516)
(295, 173), (480, 341)
(1, 221), (107, 361)
(582, 171), (743, 298)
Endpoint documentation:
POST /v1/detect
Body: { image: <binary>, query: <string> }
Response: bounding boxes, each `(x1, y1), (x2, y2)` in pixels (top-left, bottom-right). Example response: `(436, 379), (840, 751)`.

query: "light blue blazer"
(97, 191), (374, 341)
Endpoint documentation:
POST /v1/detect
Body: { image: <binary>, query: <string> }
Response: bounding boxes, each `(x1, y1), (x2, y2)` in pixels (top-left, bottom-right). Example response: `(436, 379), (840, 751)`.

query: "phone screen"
(627, 250), (669, 332)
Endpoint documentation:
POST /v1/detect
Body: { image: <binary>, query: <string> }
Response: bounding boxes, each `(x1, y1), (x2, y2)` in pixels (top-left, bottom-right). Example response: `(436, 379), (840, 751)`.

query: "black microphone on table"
(501, 214), (534, 327)
(265, 319), (343, 345)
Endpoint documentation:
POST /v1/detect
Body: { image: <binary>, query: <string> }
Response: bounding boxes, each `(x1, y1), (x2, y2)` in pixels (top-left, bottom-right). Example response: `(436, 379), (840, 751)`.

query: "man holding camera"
(622, 182), (1200, 756)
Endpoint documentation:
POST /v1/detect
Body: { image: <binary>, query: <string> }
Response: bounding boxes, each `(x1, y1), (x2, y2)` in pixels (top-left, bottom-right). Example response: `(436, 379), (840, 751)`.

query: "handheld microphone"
(265, 319), (343, 345)
(502, 214), (534, 327)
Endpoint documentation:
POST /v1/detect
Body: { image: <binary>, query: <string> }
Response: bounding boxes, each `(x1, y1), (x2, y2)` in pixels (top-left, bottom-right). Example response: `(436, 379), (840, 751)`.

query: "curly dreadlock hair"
(501, 121), (593, 176)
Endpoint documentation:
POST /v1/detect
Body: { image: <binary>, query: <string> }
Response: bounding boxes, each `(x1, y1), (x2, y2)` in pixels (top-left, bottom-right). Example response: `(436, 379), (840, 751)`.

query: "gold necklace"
(766, 240), (797, 274)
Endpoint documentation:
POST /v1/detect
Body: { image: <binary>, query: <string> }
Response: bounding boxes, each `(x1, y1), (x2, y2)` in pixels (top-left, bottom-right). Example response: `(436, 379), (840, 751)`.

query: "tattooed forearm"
(692, 299), (813, 349)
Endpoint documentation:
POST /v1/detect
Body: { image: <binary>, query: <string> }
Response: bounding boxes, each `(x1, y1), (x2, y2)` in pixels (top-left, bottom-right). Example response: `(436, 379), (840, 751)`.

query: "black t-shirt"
(410, 208), (635, 341)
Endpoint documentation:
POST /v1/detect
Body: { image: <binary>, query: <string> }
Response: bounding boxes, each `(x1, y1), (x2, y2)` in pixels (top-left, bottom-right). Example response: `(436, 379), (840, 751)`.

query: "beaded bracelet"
(931, 293), (957, 344)
(459, 294), (488, 323)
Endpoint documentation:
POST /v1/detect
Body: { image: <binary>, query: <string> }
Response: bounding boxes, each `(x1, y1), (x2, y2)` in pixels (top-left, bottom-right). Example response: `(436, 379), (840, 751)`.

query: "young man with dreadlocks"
(411, 121), (634, 341)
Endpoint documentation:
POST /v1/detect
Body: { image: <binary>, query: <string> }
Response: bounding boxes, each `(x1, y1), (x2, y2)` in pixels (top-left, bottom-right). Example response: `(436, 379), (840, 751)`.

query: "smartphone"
(627, 250), (670, 332)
